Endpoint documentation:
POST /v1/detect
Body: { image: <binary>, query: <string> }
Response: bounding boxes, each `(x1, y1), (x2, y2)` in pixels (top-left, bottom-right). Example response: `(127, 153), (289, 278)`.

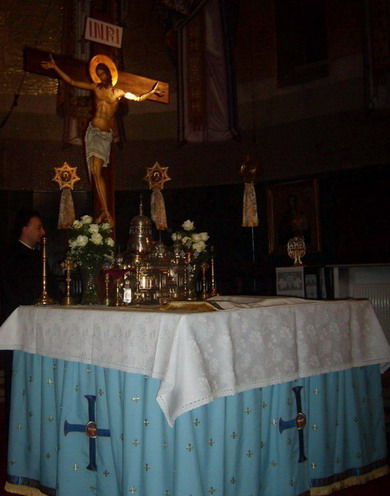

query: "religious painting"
(267, 178), (321, 255)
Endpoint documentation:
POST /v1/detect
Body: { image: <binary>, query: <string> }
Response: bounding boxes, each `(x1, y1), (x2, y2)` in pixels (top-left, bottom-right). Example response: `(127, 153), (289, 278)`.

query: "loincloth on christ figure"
(85, 122), (113, 179)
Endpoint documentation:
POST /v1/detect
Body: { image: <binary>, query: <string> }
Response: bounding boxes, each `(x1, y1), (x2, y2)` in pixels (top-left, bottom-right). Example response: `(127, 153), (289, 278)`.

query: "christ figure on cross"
(41, 54), (164, 226)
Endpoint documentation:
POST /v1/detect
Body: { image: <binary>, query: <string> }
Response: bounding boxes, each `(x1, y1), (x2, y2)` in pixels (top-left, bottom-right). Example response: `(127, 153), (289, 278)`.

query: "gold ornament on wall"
(144, 162), (171, 230)
(240, 155), (259, 228)
(52, 162), (80, 229)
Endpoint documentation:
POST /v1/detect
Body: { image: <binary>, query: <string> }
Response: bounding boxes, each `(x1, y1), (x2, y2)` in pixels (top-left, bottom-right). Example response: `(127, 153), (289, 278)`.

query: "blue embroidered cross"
(279, 386), (307, 463)
(64, 394), (111, 471)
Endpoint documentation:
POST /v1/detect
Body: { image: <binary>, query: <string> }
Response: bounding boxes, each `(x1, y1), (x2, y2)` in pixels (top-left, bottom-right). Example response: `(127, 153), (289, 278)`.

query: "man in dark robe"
(0, 208), (61, 434)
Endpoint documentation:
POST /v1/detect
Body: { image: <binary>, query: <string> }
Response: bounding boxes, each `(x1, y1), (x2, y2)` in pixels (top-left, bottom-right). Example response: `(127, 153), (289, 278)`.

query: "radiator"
(350, 284), (390, 341)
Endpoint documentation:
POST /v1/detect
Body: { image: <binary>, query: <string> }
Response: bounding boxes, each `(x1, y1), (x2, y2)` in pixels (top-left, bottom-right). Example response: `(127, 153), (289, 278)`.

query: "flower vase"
(80, 266), (101, 305)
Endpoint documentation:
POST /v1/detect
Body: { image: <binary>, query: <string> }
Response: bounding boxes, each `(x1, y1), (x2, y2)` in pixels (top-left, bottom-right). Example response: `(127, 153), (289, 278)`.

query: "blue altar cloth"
(6, 351), (389, 496)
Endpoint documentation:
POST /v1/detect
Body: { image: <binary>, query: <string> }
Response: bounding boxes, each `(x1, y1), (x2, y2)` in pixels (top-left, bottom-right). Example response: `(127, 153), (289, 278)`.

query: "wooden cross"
(24, 47), (169, 228)
(24, 47), (169, 104)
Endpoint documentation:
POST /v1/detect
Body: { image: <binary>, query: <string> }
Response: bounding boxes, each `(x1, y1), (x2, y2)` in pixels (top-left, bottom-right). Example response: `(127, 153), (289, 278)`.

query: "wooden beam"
(23, 47), (170, 104)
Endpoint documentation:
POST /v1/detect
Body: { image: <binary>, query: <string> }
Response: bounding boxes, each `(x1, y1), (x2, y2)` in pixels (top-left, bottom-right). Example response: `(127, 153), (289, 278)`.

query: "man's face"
(21, 216), (45, 247)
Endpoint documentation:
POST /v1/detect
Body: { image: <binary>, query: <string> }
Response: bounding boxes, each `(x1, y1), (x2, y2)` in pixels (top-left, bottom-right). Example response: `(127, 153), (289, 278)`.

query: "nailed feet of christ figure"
(41, 53), (165, 227)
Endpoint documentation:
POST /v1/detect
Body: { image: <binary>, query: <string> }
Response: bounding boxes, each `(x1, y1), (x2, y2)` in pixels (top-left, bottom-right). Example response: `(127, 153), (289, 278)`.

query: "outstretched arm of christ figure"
(124, 82), (164, 102)
(42, 55), (164, 101)
(41, 55), (95, 91)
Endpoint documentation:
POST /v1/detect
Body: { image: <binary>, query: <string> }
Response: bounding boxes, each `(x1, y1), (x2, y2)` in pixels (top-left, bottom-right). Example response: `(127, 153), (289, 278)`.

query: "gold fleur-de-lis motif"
(230, 432), (238, 439)
(186, 444), (193, 451)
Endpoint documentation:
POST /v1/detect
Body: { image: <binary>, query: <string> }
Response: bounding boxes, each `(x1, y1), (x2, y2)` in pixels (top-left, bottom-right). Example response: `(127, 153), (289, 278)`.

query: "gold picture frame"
(267, 178), (321, 255)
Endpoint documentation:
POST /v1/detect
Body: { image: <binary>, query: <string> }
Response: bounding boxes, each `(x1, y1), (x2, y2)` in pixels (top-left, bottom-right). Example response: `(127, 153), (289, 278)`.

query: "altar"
(0, 296), (389, 496)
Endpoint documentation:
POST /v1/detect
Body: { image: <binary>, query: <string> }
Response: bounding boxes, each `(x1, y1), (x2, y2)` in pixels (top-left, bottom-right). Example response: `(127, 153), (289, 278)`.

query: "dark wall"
(1, 164), (388, 296)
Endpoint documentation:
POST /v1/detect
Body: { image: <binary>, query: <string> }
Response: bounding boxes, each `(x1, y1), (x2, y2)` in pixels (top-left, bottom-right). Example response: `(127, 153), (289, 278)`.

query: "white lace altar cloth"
(0, 296), (389, 426)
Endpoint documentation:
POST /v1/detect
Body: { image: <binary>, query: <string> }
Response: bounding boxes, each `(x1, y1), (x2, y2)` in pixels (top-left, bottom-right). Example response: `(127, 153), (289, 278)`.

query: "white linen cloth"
(0, 297), (389, 426)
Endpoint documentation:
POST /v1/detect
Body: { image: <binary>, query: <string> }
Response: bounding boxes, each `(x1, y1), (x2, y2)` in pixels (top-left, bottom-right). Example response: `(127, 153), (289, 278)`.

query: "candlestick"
(36, 237), (57, 306)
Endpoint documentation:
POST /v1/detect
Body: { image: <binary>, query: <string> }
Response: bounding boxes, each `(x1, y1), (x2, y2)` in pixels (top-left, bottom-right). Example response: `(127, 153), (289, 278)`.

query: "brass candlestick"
(36, 236), (57, 306)
(103, 272), (112, 306)
(209, 246), (219, 297)
(200, 262), (209, 300)
(115, 279), (123, 306)
(61, 258), (76, 305)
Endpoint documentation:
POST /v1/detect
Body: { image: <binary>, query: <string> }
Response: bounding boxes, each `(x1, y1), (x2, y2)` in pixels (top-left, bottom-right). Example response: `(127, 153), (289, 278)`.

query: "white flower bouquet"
(68, 215), (115, 268)
(171, 219), (209, 255)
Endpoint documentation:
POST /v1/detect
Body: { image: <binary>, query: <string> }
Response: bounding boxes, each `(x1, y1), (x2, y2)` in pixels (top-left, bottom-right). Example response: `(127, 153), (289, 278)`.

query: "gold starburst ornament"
(52, 162), (80, 229)
(143, 162), (171, 230)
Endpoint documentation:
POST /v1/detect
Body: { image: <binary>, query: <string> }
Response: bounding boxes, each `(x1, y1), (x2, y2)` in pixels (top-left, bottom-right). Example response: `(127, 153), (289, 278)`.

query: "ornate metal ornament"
(144, 162), (171, 190)
(52, 162), (80, 190)
(287, 236), (306, 266)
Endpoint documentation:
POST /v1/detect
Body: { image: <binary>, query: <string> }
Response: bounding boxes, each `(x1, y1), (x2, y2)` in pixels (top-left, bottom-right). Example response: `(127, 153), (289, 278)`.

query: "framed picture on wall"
(267, 178), (321, 255)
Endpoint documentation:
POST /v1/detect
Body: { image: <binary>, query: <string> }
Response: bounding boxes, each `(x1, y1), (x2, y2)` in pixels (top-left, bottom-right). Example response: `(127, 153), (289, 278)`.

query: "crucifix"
(24, 47), (169, 227)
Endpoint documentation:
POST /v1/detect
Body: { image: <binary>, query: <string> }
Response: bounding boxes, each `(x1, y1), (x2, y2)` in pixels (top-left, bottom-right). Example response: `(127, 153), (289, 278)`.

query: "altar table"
(0, 296), (390, 496)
